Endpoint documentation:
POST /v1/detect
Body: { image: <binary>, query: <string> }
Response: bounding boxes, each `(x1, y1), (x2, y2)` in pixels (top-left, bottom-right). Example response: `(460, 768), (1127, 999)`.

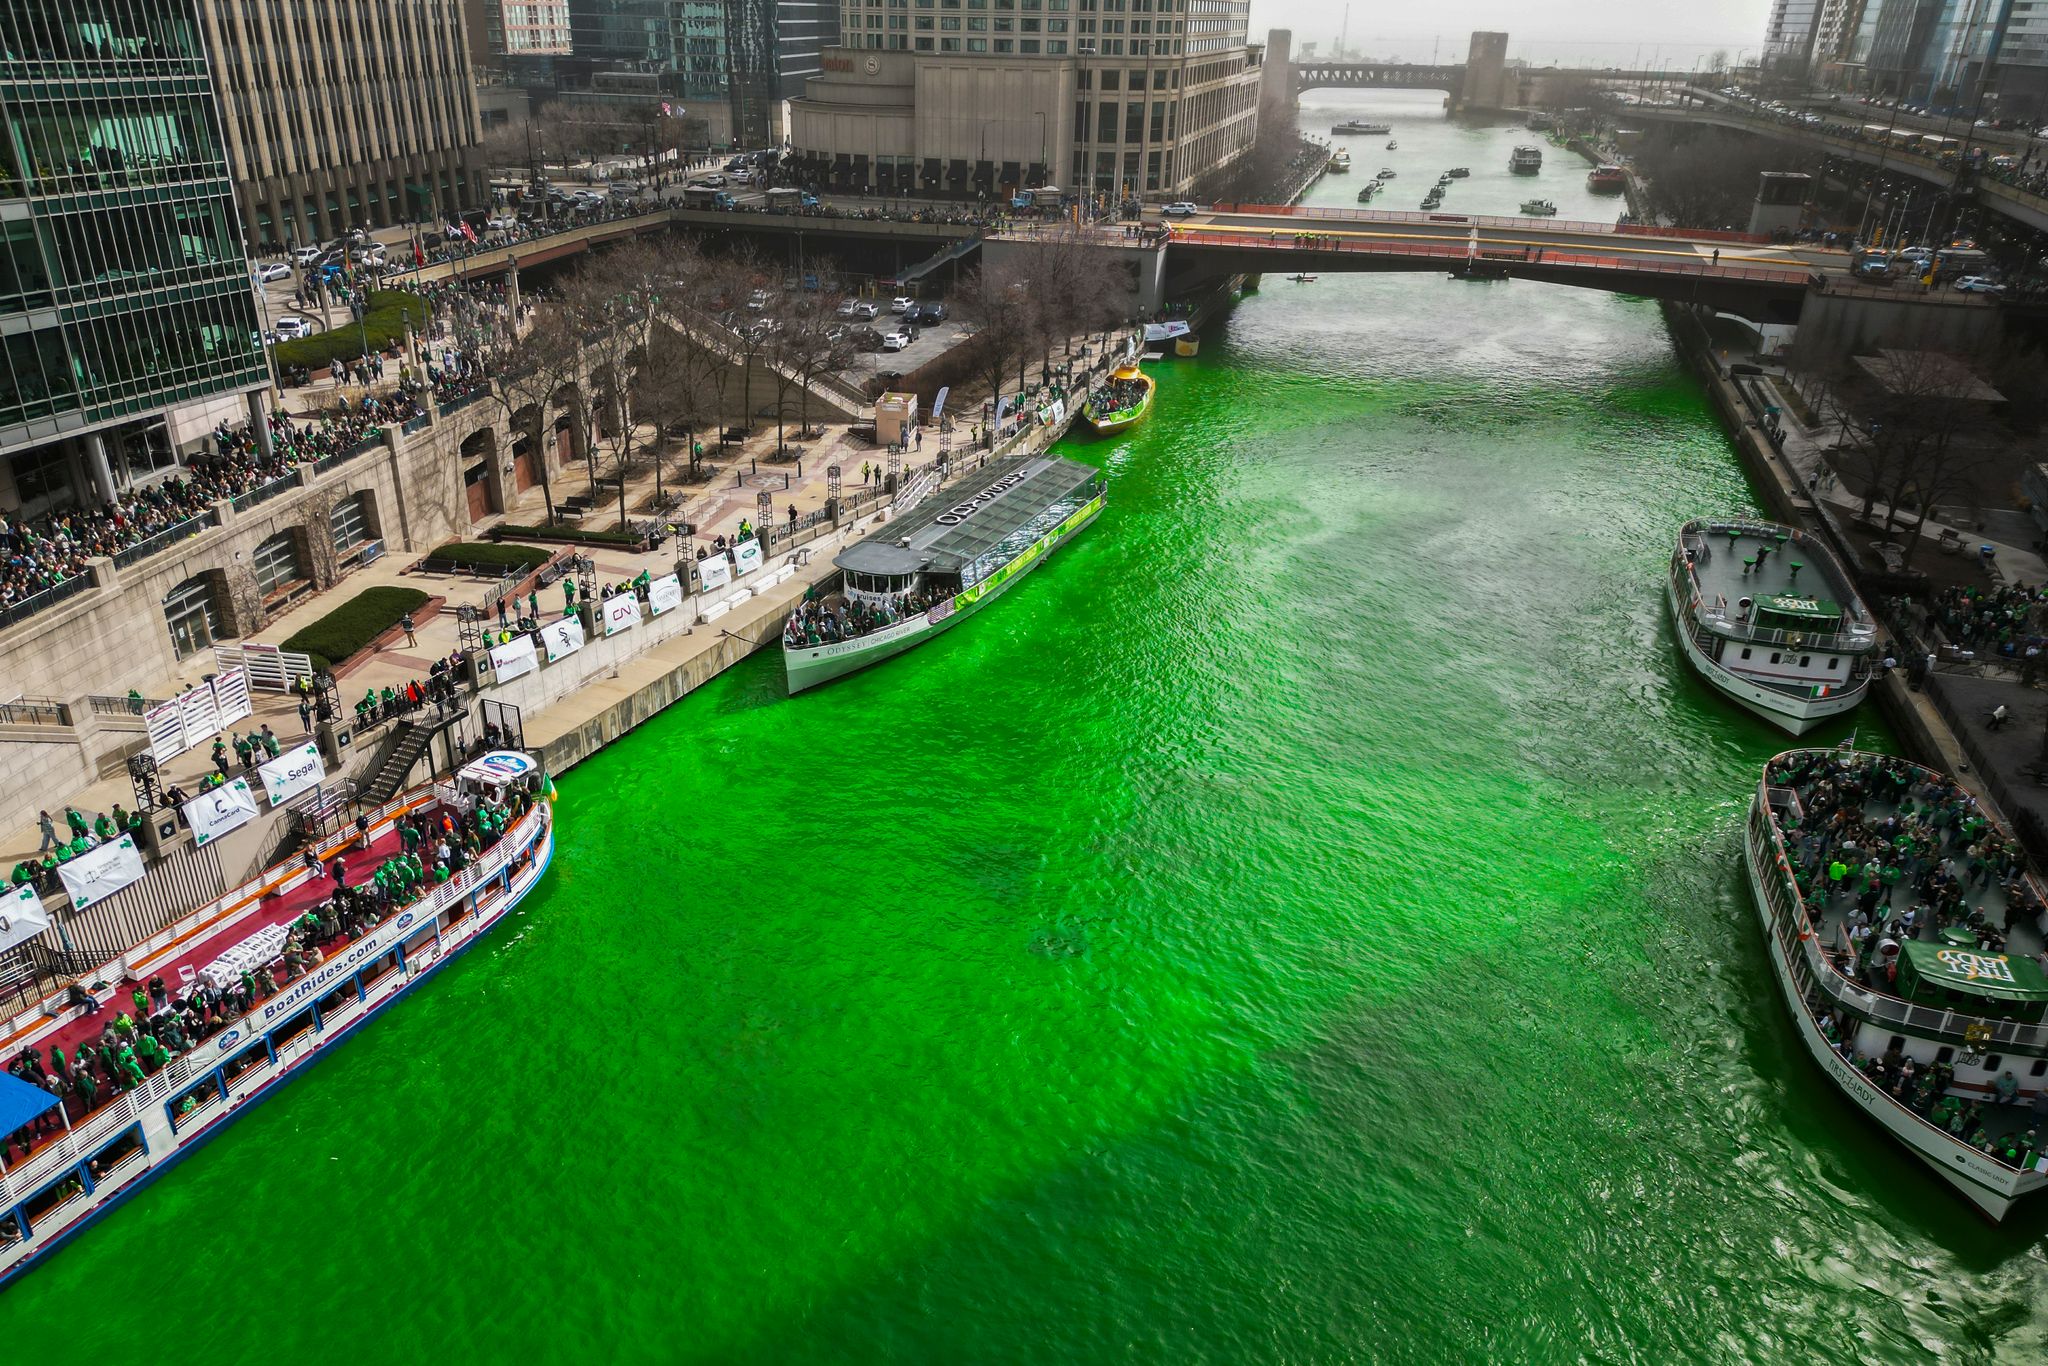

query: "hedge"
(425, 542), (554, 571)
(272, 290), (425, 370)
(281, 586), (430, 671)
(493, 522), (643, 547)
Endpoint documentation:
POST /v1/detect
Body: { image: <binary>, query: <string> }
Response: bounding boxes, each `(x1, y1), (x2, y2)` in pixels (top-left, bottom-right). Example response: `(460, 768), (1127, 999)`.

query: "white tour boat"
(1667, 518), (1878, 734)
(1747, 748), (2048, 1220)
(783, 453), (1104, 693)
(0, 752), (556, 1289)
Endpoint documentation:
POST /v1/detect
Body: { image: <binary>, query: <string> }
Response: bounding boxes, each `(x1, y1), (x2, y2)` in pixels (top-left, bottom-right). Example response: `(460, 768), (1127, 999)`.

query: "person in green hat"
(95, 811), (116, 840)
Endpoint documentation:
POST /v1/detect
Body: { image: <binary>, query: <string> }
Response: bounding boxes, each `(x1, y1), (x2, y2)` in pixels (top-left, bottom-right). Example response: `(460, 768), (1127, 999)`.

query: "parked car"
(273, 316), (313, 339)
(1954, 275), (2006, 294)
(890, 295), (915, 313)
(254, 262), (292, 283)
(849, 325), (884, 350)
(486, 215), (519, 232)
(290, 244), (323, 265)
(910, 302), (947, 324)
(1162, 201), (1200, 217)
(881, 330), (912, 351)
(747, 288), (772, 311)
(837, 298), (880, 319)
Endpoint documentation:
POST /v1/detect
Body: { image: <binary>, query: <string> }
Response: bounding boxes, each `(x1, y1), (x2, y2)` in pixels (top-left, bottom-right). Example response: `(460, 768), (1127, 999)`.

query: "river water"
(7, 91), (2048, 1362)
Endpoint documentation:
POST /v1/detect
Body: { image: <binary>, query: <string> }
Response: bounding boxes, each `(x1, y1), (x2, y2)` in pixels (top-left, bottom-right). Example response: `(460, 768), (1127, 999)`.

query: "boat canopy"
(457, 750), (540, 791)
(0, 1069), (60, 1135)
(1753, 594), (1840, 628)
(1897, 940), (2048, 1010)
(835, 453), (1099, 578)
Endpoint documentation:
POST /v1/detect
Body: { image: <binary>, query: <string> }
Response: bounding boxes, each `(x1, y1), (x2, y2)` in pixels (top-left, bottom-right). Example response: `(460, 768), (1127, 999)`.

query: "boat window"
(1828, 658), (1839, 669)
(1770, 652), (1782, 664)
(1800, 655), (1811, 667)
(2032, 1059), (2048, 1077)
(22, 1169), (87, 1225)
(402, 926), (437, 962)
(269, 1006), (317, 1048)
(222, 1038), (271, 1084)
(167, 1075), (222, 1131)
(315, 983), (357, 1018)
(1740, 648), (1752, 660)
(89, 1127), (144, 1176)
(1987, 1055), (2003, 1072)
(360, 948), (402, 992)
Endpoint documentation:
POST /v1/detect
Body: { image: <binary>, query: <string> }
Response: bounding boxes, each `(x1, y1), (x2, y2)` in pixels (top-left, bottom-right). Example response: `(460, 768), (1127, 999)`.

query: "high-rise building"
(777, 0), (842, 100)
(197, 1), (485, 251)
(793, 0), (1260, 197)
(1995, 0), (2048, 116)
(560, 1), (783, 148)
(0, 0), (268, 552)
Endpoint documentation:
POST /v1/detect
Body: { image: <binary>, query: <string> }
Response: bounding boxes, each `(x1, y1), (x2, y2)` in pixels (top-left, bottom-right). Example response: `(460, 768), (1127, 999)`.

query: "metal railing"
(0, 696), (72, 726)
(85, 694), (160, 717)
(111, 510), (217, 568)
(229, 471), (299, 512)
(0, 572), (93, 630)
(313, 439), (376, 476)
(1164, 227), (1818, 286)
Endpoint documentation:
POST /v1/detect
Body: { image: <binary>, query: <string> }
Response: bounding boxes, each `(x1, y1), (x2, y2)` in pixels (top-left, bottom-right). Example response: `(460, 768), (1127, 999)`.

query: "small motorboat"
(1520, 198), (1557, 216)
(1356, 185), (1381, 203)
(1376, 168), (1396, 179)
(1287, 273), (1319, 283)
(1386, 140), (1399, 150)
(1446, 167), (1471, 178)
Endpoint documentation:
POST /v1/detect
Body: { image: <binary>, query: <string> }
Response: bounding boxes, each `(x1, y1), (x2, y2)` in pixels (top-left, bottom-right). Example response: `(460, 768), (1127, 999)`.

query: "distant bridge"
(1292, 61), (1467, 97)
(1284, 29), (1711, 114)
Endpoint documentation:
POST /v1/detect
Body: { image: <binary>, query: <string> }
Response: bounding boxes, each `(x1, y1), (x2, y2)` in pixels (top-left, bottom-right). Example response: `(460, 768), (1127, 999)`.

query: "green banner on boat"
(1754, 594), (1839, 622)
(1898, 938), (2048, 1004)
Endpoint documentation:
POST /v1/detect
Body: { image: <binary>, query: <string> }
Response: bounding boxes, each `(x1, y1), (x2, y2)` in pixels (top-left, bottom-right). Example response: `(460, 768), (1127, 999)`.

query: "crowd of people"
(9, 805), (148, 894)
(1768, 750), (2040, 972)
(1924, 580), (2046, 658)
(1087, 372), (1150, 418)
(785, 582), (947, 646)
(4, 786), (537, 1171)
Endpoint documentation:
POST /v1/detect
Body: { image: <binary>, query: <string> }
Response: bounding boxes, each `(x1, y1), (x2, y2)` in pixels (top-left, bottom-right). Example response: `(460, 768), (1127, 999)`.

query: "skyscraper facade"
(0, 0), (267, 543)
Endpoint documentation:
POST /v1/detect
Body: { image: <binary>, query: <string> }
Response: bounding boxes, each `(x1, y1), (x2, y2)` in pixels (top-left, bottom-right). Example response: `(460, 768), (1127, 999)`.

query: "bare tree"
(955, 259), (1034, 429)
(1831, 347), (2003, 566)
(767, 285), (842, 456)
(481, 304), (583, 525)
(1635, 131), (1810, 229)
(560, 241), (667, 530)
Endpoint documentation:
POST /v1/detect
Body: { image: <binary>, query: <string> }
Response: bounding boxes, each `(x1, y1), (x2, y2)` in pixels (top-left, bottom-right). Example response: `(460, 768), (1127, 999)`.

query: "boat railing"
(1672, 527), (1878, 653)
(1749, 774), (2048, 1054)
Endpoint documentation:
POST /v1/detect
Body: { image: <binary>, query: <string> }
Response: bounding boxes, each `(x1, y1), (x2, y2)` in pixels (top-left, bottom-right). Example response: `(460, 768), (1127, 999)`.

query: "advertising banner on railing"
(602, 592), (642, 637)
(647, 573), (683, 617)
(57, 834), (147, 912)
(0, 882), (51, 953)
(212, 666), (252, 728)
(259, 741), (326, 808)
(544, 616), (586, 664)
(697, 555), (732, 593)
(184, 778), (259, 848)
(490, 633), (539, 684)
(733, 538), (763, 577)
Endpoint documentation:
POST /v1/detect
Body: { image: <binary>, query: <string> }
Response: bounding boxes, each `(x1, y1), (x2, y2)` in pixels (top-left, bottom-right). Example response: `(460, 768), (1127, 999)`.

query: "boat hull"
(1664, 566), (1866, 734)
(1741, 801), (2044, 1219)
(0, 808), (556, 1290)
(784, 496), (1103, 694)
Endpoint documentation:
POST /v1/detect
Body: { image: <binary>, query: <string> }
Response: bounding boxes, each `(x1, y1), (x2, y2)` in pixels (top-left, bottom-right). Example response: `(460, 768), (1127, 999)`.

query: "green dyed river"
(8, 92), (2048, 1362)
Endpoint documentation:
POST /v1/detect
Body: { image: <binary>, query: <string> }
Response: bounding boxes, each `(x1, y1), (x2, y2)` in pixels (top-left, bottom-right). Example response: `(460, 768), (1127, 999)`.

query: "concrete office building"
(196, 1), (486, 251)
(791, 0), (1260, 198)
(0, 0), (269, 620)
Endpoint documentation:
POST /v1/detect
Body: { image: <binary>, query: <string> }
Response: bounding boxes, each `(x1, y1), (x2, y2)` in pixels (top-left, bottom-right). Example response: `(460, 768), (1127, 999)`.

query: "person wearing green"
(95, 812), (116, 840)
(563, 578), (577, 613)
(528, 591), (539, 618)
(10, 861), (32, 886)
(65, 807), (87, 838)
(234, 733), (253, 769)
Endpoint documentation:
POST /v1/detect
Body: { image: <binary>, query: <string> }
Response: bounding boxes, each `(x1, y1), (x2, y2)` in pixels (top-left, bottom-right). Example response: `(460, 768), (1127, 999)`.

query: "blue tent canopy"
(0, 1069), (59, 1135)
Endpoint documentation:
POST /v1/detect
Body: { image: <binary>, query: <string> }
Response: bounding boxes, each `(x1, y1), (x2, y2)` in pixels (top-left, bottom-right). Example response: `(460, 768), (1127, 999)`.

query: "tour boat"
(1328, 149), (1352, 174)
(1331, 121), (1390, 135)
(0, 752), (557, 1290)
(1080, 363), (1154, 434)
(1745, 748), (2048, 1220)
(1587, 165), (1628, 193)
(782, 454), (1105, 694)
(1509, 145), (1544, 174)
(1356, 184), (1381, 204)
(1520, 199), (1558, 216)
(1667, 518), (1878, 734)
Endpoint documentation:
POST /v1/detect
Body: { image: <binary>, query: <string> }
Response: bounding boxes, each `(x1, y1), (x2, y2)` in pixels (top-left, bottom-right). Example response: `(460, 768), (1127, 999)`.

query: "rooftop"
(836, 453), (1098, 578)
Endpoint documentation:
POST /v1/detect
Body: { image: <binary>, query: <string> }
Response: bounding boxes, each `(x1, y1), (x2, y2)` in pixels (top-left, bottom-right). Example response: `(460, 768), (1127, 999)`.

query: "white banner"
(183, 778), (259, 848)
(0, 883), (51, 953)
(733, 538), (762, 577)
(647, 573), (683, 617)
(932, 384), (950, 426)
(146, 699), (189, 764)
(544, 616), (586, 663)
(602, 592), (642, 637)
(696, 554), (732, 593)
(259, 741), (326, 808)
(57, 834), (147, 912)
(490, 633), (539, 684)
(213, 665), (253, 727)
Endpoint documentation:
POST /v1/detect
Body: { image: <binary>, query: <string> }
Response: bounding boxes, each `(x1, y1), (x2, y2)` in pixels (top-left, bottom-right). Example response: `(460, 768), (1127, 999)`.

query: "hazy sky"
(1252, 1), (1776, 68)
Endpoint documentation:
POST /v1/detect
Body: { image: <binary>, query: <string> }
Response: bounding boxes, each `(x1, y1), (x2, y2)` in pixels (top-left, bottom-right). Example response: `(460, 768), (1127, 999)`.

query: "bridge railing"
(1217, 201), (1769, 245)
(1168, 229), (1816, 286)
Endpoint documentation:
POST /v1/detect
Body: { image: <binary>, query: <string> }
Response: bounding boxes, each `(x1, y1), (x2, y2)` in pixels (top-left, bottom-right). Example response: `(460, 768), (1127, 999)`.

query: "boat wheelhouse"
(1587, 165), (1627, 192)
(0, 753), (556, 1289)
(783, 454), (1104, 694)
(1332, 121), (1390, 135)
(1746, 749), (2048, 1219)
(1328, 149), (1352, 173)
(1520, 199), (1557, 216)
(1668, 518), (1878, 734)
(1509, 145), (1543, 174)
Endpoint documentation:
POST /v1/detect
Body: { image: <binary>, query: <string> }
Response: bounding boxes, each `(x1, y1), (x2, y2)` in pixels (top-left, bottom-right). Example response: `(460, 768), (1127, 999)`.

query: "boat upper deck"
(1765, 750), (2048, 1009)
(835, 453), (1100, 580)
(1679, 519), (1878, 654)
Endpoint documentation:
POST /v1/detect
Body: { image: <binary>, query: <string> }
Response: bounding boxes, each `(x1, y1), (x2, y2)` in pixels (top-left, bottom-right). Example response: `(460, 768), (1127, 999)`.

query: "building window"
(164, 575), (222, 659)
(252, 530), (305, 595)
(331, 492), (374, 553)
